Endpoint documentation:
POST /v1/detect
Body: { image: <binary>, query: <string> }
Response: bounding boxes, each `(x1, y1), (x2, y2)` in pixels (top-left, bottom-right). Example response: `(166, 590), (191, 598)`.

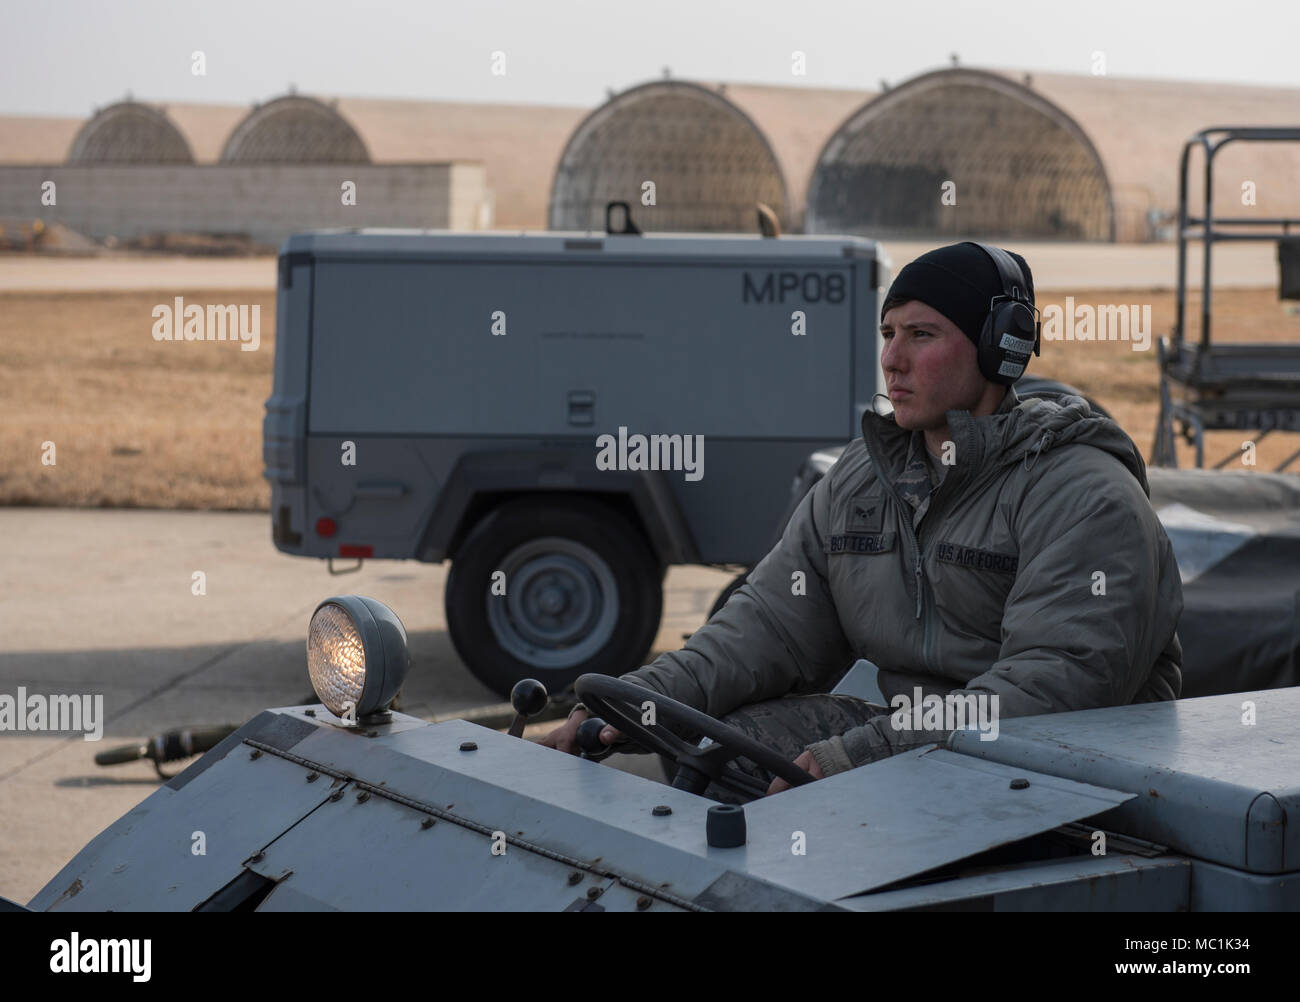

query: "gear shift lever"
(507, 679), (549, 738)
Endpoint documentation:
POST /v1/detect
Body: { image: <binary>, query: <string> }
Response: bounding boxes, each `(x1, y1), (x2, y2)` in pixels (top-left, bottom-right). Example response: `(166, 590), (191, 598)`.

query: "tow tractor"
(14, 595), (1298, 912)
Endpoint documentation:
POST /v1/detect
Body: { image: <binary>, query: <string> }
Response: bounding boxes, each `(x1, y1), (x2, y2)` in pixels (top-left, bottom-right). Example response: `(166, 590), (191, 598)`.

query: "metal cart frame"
(1152, 126), (1300, 471)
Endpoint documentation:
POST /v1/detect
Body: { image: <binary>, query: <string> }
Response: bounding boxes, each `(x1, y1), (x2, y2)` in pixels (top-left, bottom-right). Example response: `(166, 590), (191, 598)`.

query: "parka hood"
(862, 386), (1151, 497)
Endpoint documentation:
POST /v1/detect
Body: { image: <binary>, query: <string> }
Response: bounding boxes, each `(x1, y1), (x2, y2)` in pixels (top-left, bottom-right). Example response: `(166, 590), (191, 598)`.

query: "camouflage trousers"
(657, 693), (889, 803)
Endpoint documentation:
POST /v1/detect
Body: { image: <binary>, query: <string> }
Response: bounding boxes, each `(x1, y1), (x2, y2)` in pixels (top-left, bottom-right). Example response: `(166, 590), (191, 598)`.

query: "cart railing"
(1153, 126), (1300, 471)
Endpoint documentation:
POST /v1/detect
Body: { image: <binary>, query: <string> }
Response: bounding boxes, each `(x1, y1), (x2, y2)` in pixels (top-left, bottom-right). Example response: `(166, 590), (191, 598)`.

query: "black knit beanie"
(880, 242), (1035, 346)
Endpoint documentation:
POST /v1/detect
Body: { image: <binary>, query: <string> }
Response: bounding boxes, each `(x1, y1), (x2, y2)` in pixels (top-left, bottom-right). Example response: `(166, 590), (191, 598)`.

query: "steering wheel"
(573, 674), (816, 800)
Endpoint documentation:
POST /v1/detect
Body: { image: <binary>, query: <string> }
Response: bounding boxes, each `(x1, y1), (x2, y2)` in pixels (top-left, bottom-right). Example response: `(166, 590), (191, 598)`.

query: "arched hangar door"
(549, 80), (789, 233)
(806, 69), (1113, 241)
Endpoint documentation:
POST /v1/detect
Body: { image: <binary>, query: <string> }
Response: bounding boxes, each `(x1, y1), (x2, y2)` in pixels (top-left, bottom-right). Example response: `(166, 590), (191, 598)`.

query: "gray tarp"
(1148, 469), (1300, 696)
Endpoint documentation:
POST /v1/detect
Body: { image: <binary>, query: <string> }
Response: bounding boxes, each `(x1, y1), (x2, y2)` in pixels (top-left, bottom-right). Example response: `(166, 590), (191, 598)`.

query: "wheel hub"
(487, 537), (620, 670)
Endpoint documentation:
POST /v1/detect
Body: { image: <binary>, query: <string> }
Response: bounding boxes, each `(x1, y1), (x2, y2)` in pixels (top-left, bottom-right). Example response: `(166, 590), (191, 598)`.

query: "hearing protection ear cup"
(966, 242), (1041, 385)
(977, 298), (1038, 384)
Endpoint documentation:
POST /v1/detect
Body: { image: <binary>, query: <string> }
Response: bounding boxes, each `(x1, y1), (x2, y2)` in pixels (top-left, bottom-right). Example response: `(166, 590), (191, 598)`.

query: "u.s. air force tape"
(935, 542), (1019, 573)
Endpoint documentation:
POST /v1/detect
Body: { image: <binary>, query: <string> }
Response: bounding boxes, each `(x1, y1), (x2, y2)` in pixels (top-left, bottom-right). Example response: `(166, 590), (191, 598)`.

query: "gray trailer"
(265, 228), (887, 696)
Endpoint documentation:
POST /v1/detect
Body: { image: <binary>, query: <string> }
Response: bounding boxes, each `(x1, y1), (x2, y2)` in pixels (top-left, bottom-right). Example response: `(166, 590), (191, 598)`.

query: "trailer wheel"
(446, 497), (663, 700)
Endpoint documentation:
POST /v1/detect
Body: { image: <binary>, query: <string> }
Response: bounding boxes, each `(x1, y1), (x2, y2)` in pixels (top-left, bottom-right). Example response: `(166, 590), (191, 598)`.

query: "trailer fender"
(417, 449), (700, 566)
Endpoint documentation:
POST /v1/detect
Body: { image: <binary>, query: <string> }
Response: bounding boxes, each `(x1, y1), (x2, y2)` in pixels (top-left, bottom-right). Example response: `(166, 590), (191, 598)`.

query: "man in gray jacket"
(542, 242), (1183, 796)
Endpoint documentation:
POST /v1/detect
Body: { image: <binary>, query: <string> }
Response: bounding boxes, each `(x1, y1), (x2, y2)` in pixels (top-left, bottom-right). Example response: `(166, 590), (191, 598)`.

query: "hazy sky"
(4, 0), (1299, 117)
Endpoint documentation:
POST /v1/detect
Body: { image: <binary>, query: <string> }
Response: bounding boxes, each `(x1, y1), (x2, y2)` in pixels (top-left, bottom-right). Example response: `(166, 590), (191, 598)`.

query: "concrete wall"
(0, 162), (491, 243)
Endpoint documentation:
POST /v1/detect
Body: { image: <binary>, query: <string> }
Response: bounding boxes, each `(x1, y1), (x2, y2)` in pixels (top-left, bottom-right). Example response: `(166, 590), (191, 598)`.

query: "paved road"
(0, 507), (736, 905)
(0, 240), (1283, 292)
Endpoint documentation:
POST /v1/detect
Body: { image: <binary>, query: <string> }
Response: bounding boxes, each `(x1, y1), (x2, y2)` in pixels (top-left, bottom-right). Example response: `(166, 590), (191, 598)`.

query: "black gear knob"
(510, 678), (548, 716)
(506, 678), (548, 738)
(575, 716), (612, 759)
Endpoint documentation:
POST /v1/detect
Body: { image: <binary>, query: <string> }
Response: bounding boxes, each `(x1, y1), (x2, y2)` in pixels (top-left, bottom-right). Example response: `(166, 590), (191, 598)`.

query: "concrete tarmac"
(0, 507), (736, 906)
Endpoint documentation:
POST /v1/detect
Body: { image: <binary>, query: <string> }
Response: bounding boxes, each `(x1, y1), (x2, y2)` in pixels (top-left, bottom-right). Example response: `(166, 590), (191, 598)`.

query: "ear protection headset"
(966, 242), (1041, 385)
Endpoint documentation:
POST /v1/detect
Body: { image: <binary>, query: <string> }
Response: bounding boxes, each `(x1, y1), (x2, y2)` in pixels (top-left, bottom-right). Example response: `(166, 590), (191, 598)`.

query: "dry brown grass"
(1028, 287), (1300, 471)
(1, 285), (1297, 510)
(0, 289), (275, 509)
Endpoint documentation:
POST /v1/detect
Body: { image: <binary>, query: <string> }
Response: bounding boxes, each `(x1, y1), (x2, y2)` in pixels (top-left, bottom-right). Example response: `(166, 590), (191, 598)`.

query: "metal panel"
(254, 881), (341, 912)
(664, 438), (846, 564)
(949, 688), (1300, 873)
(264, 250), (314, 486)
(842, 855), (1190, 912)
(851, 245), (889, 436)
(301, 434), (831, 566)
(29, 707), (1144, 912)
(279, 717), (735, 905)
(247, 779), (672, 911)
(285, 230), (882, 263)
(720, 747), (1132, 902)
(301, 719), (1122, 894)
(27, 744), (339, 912)
(829, 659), (888, 704)
(1190, 858), (1300, 910)
(277, 717), (1130, 905)
(307, 260), (854, 439)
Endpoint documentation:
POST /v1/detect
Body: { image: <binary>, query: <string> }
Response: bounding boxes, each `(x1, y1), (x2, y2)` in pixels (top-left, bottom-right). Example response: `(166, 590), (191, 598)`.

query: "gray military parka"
(624, 386), (1184, 777)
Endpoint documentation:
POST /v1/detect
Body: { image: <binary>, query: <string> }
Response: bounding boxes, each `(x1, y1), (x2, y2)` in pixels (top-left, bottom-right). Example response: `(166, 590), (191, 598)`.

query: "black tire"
(445, 496), (663, 700)
(708, 569), (752, 620)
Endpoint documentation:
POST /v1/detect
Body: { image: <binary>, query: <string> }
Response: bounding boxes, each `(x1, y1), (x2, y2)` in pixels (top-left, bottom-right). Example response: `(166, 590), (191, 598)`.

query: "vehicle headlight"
(307, 596), (410, 724)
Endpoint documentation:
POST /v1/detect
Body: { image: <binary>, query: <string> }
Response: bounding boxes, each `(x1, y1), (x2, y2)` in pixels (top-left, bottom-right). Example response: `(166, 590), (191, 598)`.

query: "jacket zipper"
(869, 444), (937, 674)
(861, 404), (1034, 679)
(868, 433), (965, 677)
